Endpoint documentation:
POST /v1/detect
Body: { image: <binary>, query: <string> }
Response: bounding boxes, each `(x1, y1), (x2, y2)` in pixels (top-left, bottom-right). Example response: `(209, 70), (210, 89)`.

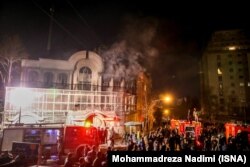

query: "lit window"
(248, 82), (250, 87)
(217, 68), (222, 75)
(229, 46), (236, 50)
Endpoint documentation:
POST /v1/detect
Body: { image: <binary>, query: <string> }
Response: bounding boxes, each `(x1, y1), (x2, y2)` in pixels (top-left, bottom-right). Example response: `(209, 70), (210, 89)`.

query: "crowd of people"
(0, 122), (249, 166)
(59, 123), (250, 166)
(63, 145), (108, 167)
(124, 124), (249, 152)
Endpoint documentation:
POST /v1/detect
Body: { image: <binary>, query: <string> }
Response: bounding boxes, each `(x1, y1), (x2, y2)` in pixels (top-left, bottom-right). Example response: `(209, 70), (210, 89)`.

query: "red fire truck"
(62, 125), (99, 154)
(0, 125), (63, 165)
(0, 124), (99, 160)
(224, 122), (250, 144)
(170, 119), (202, 140)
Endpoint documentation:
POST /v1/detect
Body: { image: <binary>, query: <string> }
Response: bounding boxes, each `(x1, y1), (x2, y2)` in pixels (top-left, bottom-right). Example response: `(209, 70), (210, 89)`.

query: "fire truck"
(224, 122), (250, 144)
(0, 124), (99, 164)
(62, 125), (99, 154)
(0, 124), (63, 165)
(170, 119), (202, 140)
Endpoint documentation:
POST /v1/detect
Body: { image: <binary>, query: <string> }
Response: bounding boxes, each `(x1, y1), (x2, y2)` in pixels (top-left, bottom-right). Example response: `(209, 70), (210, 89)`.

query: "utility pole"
(47, 5), (54, 54)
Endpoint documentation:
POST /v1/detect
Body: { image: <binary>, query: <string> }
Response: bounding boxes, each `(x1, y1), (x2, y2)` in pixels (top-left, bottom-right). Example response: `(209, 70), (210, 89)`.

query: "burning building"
(2, 50), (150, 134)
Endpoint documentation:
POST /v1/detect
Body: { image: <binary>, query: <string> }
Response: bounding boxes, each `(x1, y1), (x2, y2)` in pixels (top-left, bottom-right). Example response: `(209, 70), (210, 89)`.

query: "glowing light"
(229, 46), (236, 51)
(159, 94), (174, 104)
(163, 95), (173, 103)
(46, 129), (52, 134)
(217, 68), (222, 75)
(31, 130), (38, 135)
(164, 96), (171, 102)
(164, 109), (170, 115)
(9, 87), (35, 107)
(84, 121), (91, 127)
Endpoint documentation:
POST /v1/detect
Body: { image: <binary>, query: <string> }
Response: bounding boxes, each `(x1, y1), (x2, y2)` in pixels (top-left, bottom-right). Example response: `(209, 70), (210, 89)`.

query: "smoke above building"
(101, 16), (159, 80)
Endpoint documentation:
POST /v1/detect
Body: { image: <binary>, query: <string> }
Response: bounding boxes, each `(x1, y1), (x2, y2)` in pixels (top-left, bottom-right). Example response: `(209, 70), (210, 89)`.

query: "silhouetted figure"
(0, 151), (13, 165)
(0, 152), (26, 167)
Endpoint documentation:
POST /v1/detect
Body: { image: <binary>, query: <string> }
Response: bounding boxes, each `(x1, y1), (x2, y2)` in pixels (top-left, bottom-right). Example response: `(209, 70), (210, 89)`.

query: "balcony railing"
(13, 81), (137, 94)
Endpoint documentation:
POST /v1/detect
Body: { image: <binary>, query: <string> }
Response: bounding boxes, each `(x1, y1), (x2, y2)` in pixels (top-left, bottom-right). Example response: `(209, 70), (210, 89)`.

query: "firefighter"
(235, 130), (243, 151)
(227, 134), (236, 151)
(193, 108), (199, 122)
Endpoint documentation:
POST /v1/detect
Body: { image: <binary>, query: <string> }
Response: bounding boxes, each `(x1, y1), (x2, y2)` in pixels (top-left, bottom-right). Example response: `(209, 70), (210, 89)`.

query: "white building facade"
(3, 51), (136, 133)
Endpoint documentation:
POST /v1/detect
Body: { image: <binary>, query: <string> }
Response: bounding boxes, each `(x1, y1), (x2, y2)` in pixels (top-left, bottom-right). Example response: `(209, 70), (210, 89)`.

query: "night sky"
(1, 0), (250, 98)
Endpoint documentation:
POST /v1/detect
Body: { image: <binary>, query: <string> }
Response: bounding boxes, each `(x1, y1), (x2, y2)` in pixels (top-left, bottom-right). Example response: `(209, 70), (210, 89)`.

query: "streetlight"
(164, 109), (170, 115)
(146, 94), (174, 133)
(163, 109), (170, 123)
(163, 95), (173, 104)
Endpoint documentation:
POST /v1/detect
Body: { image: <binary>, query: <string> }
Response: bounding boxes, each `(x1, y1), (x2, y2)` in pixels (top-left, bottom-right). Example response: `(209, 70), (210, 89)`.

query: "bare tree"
(0, 35), (28, 87)
(153, 106), (163, 128)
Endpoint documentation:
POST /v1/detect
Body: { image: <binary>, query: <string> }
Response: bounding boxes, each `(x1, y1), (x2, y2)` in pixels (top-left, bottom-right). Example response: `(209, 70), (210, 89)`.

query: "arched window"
(79, 67), (92, 80)
(44, 72), (54, 87)
(78, 67), (92, 90)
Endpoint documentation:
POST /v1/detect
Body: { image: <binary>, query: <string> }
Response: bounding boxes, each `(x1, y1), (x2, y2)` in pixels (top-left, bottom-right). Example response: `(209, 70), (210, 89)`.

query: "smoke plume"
(102, 16), (159, 79)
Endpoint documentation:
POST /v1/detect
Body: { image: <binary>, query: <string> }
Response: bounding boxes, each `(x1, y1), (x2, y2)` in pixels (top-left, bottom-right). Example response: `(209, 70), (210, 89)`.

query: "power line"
(32, 0), (86, 48)
(65, 0), (103, 45)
